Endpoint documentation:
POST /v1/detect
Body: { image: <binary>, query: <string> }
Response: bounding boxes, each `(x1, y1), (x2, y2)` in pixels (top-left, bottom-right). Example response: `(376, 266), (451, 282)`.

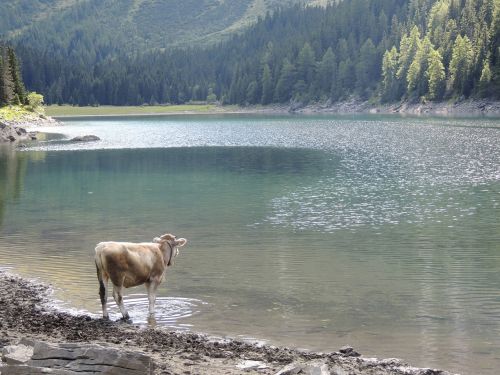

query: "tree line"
(12, 0), (500, 106)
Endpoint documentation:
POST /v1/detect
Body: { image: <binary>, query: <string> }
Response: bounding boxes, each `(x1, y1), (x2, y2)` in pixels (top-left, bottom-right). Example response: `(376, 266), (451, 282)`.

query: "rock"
(236, 360), (269, 370)
(275, 362), (329, 375)
(7, 135), (16, 142)
(2, 344), (34, 365)
(275, 363), (304, 375)
(338, 346), (360, 357)
(0, 340), (154, 375)
(69, 135), (100, 142)
(0, 366), (76, 374)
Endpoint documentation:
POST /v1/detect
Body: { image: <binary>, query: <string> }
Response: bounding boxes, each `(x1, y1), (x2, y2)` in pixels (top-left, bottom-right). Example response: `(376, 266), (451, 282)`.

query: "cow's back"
(95, 242), (163, 287)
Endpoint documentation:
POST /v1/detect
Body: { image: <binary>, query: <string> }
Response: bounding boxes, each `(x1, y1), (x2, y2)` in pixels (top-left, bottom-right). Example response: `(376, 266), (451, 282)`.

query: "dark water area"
(0, 114), (499, 374)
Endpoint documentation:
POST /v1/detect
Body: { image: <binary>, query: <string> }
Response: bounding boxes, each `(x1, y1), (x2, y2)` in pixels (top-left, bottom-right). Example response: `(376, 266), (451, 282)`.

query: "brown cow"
(95, 233), (187, 320)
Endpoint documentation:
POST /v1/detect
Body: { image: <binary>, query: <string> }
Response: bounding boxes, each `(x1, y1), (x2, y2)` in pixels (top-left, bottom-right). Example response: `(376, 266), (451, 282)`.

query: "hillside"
(2, 0), (498, 107)
(0, 0), (323, 52)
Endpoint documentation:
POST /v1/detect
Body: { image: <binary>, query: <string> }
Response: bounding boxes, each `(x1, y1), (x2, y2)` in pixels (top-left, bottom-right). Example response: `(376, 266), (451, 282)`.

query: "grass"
(44, 104), (226, 117)
(0, 105), (42, 122)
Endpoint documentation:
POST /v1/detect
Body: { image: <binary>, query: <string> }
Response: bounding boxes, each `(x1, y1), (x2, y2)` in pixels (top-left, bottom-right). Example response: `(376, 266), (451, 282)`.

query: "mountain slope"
(0, 0), (324, 52)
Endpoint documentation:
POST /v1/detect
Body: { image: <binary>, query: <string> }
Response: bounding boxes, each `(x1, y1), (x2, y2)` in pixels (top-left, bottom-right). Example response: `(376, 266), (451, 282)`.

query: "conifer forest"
(2, 0), (500, 106)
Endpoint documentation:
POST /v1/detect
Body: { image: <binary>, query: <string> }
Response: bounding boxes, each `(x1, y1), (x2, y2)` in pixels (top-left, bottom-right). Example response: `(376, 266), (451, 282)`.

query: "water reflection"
(0, 147), (42, 226)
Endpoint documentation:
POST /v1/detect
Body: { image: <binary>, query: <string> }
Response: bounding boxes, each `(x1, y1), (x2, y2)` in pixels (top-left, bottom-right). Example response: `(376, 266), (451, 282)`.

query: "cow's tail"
(95, 243), (107, 307)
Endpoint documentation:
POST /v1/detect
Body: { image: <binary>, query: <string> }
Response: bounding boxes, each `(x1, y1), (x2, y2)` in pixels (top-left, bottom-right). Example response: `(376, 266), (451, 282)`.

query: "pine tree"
(478, 57), (492, 97)
(407, 36), (434, 98)
(355, 38), (378, 97)
(0, 47), (15, 105)
(397, 26), (421, 82)
(316, 48), (336, 98)
(7, 47), (26, 104)
(382, 47), (402, 101)
(427, 49), (446, 100)
(274, 58), (296, 103)
(297, 42), (316, 86)
(448, 34), (475, 95)
(261, 64), (273, 105)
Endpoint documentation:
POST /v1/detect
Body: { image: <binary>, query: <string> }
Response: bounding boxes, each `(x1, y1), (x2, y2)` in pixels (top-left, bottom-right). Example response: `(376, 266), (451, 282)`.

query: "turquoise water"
(1, 114), (499, 374)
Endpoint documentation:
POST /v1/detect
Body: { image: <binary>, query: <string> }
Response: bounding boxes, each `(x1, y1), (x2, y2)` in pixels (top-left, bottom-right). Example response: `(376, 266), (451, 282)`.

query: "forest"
(7, 0), (500, 106)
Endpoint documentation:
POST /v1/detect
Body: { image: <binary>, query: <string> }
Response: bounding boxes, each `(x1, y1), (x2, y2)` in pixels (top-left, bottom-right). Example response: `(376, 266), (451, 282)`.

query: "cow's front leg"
(145, 281), (159, 316)
(112, 284), (129, 320)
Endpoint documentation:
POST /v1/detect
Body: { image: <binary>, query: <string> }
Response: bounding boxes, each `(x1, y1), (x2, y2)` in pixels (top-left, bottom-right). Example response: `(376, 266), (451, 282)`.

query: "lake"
(1, 114), (499, 374)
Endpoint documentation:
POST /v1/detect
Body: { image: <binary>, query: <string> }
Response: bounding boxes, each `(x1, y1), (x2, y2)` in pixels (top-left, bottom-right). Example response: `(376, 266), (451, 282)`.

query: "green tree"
(448, 34), (475, 95)
(7, 47), (26, 104)
(316, 48), (336, 97)
(0, 47), (15, 105)
(246, 81), (259, 104)
(26, 92), (44, 112)
(478, 57), (492, 97)
(261, 64), (273, 105)
(381, 46), (402, 101)
(407, 36), (435, 98)
(355, 38), (378, 97)
(297, 42), (316, 85)
(427, 49), (446, 100)
(274, 58), (296, 103)
(206, 87), (217, 103)
(397, 26), (421, 82)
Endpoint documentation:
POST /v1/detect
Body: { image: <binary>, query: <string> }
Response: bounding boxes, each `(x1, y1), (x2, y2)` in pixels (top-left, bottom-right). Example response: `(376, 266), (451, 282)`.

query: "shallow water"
(1, 114), (499, 374)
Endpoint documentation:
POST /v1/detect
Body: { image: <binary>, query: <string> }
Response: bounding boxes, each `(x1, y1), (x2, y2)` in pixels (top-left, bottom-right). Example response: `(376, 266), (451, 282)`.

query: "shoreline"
(0, 271), (456, 375)
(44, 99), (500, 118)
(0, 108), (60, 143)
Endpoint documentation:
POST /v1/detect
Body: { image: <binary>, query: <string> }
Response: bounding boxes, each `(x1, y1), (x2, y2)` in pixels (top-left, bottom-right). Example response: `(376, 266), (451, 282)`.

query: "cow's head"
(153, 233), (187, 266)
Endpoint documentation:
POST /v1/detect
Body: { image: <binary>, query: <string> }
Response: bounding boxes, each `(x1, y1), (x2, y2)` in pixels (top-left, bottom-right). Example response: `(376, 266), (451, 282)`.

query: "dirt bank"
(0, 271), (456, 375)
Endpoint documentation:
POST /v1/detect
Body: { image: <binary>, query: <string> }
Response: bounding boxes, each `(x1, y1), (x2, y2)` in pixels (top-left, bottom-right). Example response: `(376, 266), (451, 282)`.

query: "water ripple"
(106, 294), (206, 328)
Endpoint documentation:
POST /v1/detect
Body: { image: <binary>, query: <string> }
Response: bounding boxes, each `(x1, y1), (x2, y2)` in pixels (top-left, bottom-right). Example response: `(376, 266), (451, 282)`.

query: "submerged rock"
(69, 135), (100, 142)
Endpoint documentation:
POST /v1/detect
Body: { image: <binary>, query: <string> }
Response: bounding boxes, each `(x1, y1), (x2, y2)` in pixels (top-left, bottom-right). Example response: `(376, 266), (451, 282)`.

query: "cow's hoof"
(118, 316), (132, 324)
(147, 315), (157, 326)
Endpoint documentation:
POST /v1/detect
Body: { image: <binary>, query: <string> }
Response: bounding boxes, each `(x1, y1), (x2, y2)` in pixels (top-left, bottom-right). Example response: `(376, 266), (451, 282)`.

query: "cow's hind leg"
(96, 261), (109, 319)
(112, 284), (129, 320)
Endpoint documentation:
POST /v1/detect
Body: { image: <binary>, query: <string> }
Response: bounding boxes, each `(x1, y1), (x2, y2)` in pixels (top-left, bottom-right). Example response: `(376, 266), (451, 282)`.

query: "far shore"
(44, 104), (289, 118)
(45, 99), (500, 118)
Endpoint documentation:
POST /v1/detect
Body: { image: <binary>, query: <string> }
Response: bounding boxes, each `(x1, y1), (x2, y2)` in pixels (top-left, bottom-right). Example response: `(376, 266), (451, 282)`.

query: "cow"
(94, 233), (187, 320)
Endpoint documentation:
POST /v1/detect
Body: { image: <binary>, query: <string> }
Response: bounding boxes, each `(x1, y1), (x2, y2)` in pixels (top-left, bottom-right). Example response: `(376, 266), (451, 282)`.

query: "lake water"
(1, 114), (499, 374)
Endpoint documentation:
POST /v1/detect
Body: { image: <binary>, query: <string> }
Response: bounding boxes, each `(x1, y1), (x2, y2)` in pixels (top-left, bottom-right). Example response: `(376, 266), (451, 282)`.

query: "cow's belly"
(123, 273), (148, 288)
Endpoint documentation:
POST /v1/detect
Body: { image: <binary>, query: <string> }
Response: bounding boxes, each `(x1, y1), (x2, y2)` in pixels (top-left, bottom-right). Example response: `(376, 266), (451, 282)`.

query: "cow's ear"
(160, 233), (175, 241)
(175, 238), (187, 247)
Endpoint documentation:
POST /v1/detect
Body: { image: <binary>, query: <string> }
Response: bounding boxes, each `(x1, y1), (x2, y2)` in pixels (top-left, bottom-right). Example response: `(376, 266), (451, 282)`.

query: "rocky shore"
(0, 272), (456, 375)
(0, 111), (59, 143)
(289, 98), (500, 116)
